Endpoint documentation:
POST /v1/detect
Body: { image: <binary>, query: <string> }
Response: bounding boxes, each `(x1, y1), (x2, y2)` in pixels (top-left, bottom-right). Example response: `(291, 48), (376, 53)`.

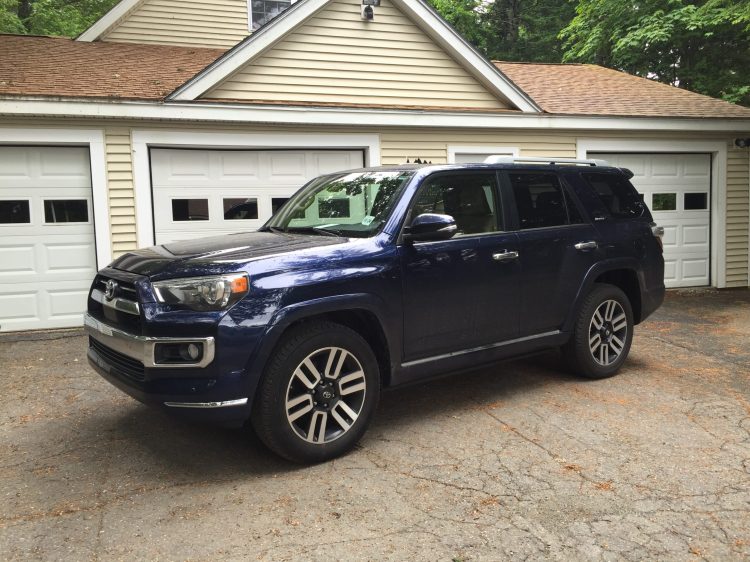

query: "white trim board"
(169, 0), (540, 112)
(77, 0), (143, 41)
(0, 128), (112, 269)
(131, 130), (380, 248)
(447, 145), (519, 163)
(577, 138), (728, 288)
(3, 98), (749, 132)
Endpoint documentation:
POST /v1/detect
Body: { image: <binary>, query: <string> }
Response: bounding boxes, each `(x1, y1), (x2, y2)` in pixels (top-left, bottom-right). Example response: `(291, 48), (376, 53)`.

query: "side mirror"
(404, 213), (457, 242)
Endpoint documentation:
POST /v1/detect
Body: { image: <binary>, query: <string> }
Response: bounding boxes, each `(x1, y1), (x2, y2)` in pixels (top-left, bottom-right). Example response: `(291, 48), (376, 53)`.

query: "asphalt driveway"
(1, 289), (749, 561)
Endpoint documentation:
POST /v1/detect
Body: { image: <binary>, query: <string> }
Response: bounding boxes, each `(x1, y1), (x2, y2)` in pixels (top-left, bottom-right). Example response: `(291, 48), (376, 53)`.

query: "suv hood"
(110, 231), (348, 278)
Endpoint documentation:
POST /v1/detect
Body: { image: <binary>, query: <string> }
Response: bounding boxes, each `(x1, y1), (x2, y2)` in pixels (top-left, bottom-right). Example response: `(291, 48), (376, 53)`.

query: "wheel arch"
(564, 260), (646, 332)
(247, 294), (397, 397)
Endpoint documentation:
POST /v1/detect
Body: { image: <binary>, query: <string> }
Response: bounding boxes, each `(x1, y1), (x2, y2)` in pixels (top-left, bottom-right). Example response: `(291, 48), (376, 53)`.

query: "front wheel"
(251, 321), (380, 463)
(563, 283), (634, 379)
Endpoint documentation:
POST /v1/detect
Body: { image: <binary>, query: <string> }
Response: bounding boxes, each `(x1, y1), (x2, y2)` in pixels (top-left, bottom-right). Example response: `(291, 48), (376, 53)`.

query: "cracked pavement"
(1, 288), (749, 561)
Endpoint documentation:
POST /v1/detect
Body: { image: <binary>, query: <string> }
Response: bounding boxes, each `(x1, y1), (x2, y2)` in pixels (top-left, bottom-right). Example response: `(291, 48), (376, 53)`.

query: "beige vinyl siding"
(207, 0), (508, 109)
(103, 0), (249, 48)
(104, 128), (138, 254)
(726, 147), (750, 287)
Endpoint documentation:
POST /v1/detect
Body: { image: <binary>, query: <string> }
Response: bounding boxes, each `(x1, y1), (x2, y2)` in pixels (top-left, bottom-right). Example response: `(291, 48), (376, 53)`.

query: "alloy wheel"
(588, 299), (628, 366)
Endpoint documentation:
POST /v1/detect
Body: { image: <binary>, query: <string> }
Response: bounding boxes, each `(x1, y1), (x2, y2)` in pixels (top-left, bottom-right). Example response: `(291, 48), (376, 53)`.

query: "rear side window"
(582, 172), (645, 218)
(508, 172), (580, 229)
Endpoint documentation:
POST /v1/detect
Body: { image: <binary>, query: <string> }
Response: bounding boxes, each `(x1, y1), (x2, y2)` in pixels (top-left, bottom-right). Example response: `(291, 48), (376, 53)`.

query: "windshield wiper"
(286, 226), (343, 237)
(266, 226), (286, 234)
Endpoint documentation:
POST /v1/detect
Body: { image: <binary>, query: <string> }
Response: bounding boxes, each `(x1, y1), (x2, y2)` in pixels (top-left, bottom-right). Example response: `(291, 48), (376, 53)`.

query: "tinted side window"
(509, 172), (570, 229)
(412, 173), (499, 235)
(582, 172), (645, 218)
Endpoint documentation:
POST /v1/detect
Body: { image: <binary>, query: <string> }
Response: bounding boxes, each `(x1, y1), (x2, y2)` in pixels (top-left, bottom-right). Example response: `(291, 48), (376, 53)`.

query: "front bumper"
(84, 312), (250, 424)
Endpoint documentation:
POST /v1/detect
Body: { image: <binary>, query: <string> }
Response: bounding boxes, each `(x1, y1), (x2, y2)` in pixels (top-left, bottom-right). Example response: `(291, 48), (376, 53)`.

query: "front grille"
(89, 337), (146, 382)
(88, 275), (142, 334)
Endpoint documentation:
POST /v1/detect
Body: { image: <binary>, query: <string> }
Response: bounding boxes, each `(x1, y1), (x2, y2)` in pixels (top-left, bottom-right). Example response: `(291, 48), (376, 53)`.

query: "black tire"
(563, 283), (634, 379)
(251, 320), (380, 463)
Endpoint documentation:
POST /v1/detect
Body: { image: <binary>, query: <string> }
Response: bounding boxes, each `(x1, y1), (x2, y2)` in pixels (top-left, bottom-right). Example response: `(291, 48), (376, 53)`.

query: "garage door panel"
(0, 146), (96, 331)
(219, 151), (261, 178)
(0, 292), (38, 322)
(0, 245), (36, 273)
(151, 148), (365, 245)
(593, 152), (711, 288)
(45, 242), (97, 271)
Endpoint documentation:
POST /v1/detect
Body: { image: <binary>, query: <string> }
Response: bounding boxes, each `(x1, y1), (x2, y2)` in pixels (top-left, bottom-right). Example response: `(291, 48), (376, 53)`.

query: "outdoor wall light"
(361, 0), (379, 20)
(735, 138), (750, 148)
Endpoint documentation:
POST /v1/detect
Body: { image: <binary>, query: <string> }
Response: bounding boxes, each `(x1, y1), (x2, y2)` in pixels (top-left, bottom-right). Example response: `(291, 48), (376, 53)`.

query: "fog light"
(187, 343), (201, 360)
(154, 342), (204, 364)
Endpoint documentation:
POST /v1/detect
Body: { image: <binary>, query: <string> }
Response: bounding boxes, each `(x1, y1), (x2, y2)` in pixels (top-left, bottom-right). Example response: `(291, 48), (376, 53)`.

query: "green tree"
(428, 0), (489, 53)
(483, 0), (576, 62)
(0, 0), (118, 36)
(560, 0), (750, 104)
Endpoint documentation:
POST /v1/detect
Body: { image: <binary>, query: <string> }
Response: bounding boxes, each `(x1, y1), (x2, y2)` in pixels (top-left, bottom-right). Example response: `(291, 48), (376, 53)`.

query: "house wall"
(103, 0), (249, 48)
(1, 119), (748, 287)
(206, 0), (508, 110)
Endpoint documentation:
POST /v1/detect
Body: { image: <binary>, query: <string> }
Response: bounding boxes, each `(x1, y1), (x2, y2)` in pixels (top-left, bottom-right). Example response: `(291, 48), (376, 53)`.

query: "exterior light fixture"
(361, 0), (379, 20)
(735, 138), (750, 148)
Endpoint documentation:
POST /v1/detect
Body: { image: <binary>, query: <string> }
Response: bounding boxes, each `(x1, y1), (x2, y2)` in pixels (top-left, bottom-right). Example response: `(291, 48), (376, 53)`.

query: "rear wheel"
(251, 321), (380, 463)
(563, 283), (634, 379)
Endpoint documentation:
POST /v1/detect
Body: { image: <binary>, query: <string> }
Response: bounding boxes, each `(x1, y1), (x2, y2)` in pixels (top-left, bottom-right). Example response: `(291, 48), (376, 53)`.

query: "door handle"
(492, 250), (519, 262)
(574, 241), (598, 251)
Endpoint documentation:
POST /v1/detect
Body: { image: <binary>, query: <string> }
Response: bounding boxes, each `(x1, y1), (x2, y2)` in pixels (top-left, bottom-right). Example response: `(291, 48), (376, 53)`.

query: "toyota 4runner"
(85, 157), (665, 463)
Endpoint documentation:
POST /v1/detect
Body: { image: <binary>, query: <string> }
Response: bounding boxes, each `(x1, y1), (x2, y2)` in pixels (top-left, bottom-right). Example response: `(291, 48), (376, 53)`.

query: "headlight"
(152, 273), (249, 311)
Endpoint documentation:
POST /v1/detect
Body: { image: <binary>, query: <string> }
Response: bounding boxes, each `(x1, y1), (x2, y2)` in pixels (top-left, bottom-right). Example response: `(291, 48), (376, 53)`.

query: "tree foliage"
(0, 0), (118, 36)
(560, 0), (750, 104)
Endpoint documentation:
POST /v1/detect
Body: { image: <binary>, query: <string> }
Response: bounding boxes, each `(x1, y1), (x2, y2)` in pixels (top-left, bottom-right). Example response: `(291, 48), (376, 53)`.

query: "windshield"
(265, 170), (414, 237)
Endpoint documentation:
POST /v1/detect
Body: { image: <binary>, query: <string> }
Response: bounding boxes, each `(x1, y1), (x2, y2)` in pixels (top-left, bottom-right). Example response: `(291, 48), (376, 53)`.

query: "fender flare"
(242, 293), (398, 400)
(562, 258), (645, 332)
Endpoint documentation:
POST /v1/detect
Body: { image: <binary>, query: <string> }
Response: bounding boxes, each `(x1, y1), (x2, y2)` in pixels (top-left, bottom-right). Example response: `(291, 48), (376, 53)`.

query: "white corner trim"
(577, 138), (728, 289)
(0, 127), (112, 269)
(447, 145), (519, 163)
(131, 130), (380, 248)
(390, 0), (538, 113)
(171, 0), (330, 100)
(77, 0), (143, 41)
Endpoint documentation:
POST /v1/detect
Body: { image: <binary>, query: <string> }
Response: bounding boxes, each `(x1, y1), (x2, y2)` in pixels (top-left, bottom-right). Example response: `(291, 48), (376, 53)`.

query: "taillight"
(650, 222), (664, 250)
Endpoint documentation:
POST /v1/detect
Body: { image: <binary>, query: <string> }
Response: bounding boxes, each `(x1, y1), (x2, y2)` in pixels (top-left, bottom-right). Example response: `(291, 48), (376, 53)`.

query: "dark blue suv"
(85, 159), (664, 463)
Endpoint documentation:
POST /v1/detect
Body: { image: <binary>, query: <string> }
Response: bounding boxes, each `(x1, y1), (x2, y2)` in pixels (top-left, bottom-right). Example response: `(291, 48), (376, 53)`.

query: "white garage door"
(0, 146), (97, 332)
(150, 148), (365, 245)
(594, 153), (711, 288)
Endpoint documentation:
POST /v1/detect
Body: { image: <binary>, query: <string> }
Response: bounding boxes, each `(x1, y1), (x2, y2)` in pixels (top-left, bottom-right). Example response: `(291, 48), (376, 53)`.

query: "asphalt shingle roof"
(0, 35), (224, 100)
(1, 34), (748, 120)
(494, 61), (750, 119)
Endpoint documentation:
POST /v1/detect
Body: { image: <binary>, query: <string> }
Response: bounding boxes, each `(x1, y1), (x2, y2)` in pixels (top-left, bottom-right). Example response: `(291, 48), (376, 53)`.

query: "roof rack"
(483, 155), (610, 167)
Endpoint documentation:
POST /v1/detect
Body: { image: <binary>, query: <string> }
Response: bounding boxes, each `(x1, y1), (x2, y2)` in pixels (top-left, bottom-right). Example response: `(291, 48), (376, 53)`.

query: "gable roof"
(0, 35), (224, 100)
(495, 62), (750, 119)
(167, 0), (541, 112)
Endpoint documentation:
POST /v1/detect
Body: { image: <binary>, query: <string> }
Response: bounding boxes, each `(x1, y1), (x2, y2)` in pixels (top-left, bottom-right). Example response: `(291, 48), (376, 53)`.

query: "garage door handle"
(492, 250), (519, 262)
(574, 241), (598, 251)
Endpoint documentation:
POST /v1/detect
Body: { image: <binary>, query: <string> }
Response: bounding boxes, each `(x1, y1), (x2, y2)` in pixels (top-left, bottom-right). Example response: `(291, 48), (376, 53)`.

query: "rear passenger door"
(500, 170), (601, 335)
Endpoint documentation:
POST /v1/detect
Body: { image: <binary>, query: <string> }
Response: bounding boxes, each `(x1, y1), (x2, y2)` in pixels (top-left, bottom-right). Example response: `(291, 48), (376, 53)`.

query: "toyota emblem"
(104, 279), (118, 301)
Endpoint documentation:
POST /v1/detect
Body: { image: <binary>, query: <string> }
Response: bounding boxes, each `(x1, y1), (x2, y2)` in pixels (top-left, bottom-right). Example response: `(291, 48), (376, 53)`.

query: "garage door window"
(223, 198), (258, 220)
(0, 200), (31, 224)
(684, 193), (708, 210)
(652, 193), (677, 211)
(44, 199), (89, 223)
(172, 199), (208, 221)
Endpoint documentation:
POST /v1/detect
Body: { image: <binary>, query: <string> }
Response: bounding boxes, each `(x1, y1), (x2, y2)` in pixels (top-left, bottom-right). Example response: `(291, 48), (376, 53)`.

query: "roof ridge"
(492, 60), (588, 66)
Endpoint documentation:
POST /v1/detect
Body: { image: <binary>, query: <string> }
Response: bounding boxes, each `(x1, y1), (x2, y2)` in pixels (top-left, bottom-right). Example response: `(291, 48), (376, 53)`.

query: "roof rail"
(483, 155), (610, 167)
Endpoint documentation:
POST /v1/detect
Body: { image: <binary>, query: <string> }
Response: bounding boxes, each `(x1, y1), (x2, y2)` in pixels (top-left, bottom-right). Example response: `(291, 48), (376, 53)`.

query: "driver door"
(399, 171), (521, 362)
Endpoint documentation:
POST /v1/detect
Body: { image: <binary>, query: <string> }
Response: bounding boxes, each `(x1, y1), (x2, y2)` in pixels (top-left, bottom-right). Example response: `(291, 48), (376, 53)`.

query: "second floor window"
(251, 0), (293, 30)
